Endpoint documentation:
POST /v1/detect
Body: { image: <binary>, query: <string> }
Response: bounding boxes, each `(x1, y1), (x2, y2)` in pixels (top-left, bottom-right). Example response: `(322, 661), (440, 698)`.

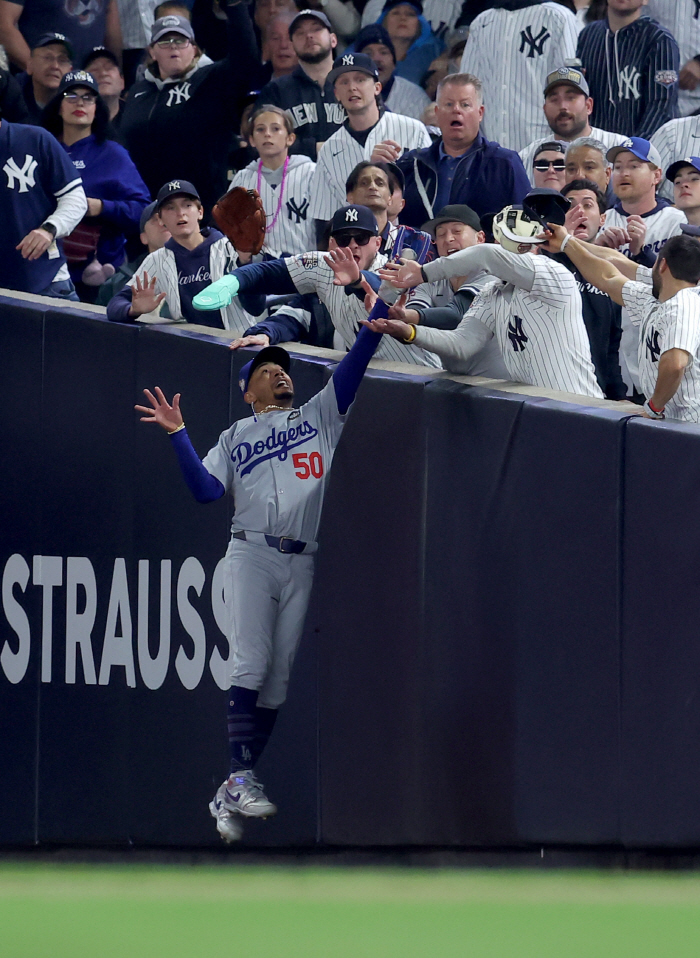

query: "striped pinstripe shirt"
(651, 116), (700, 201)
(576, 15), (680, 140)
(645, 0), (700, 118)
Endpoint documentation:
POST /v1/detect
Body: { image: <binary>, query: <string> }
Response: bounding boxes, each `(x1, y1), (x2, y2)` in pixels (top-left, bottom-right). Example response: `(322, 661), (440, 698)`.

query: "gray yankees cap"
(544, 66), (589, 98)
(422, 204), (482, 236)
(150, 15), (195, 44)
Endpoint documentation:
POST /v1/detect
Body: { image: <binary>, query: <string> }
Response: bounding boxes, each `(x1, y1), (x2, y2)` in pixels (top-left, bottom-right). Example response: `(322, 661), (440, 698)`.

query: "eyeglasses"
(534, 159), (566, 172)
(63, 92), (98, 104)
(332, 231), (374, 247)
(155, 36), (191, 48)
(35, 52), (72, 66)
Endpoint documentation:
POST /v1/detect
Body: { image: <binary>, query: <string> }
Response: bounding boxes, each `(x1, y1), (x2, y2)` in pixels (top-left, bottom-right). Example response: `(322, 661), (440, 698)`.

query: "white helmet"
(492, 205), (545, 254)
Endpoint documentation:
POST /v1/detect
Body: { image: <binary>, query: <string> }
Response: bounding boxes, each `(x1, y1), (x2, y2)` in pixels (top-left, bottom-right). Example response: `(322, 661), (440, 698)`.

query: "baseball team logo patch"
(655, 70), (678, 87)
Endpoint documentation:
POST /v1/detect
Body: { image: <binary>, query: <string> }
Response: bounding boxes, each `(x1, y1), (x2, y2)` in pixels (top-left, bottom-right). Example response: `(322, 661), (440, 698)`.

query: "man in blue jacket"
(395, 72), (531, 228)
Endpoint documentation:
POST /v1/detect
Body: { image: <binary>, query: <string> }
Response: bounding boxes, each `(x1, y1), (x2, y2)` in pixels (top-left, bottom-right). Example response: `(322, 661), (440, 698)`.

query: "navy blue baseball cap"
(33, 32), (74, 58)
(328, 52), (379, 86)
(155, 179), (201, 211)
(83, 45), (120, 69)
(58, 70), (99, 96)
(523, 188), (571, 228)
(330, 204), (379, 235)
(355, 23), (397, 63)
(139, 201), (158, 233)
(239, 346), (291, 397)
(666, 156), (700, 182)
(289, 8), (333, 35)
(607, 137), (662, 169)
(680, 223), (700, 238)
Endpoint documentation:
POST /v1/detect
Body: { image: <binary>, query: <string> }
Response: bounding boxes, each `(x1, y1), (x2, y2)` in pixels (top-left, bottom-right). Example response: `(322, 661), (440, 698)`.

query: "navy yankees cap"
(239, 346), (291, 397)
(680, 223), (700, 238)
(666, 156), (700, 182)
(328, 52), (379, 86)
(330, 204), (379, 235)
(139, 201), (158, 233)
(523, 188), (571, 228)
(58, 70), (99, 95)
(33, 32), (74, 59)
(150, 14), (195, 44)
(83, 45), (120, 70)
(423, 204), (482, 236)
(155, 179), (201, 210)
(381, 0), (423, 15)
(544, 67), (589, 98)
(607, 137), (662, 169)
(355, 24), (397, 63)
(289, 9), (333, 35)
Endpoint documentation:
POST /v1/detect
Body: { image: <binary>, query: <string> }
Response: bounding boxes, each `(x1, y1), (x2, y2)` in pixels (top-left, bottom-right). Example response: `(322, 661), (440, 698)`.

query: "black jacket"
(120, 3), (262, 213)
(256, 65), (346, 161)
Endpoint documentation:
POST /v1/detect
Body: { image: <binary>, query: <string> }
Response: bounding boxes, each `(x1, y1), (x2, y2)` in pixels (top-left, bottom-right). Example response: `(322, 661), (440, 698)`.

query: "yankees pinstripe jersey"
(576, 15), (680, 140)
(416, 249), (603, 397)
(308, 112), (431, 221)
(285, 250), (442, 367)
(602, 201), (685, 392)
(361, 0), (461, 34)
(127, 234), (256, 334)
(229, 156), (316, 258)
(622, 282), (700, 421)
(384, 76), (432, 122)
(651, 116), (700, 201)
(645, 0), (700, 117)
(459, 2), (578, 153)
(519, 127), (626, 185)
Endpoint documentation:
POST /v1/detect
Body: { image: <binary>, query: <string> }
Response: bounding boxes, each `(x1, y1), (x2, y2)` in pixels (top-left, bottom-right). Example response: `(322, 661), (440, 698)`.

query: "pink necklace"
(257, 156), (289, 233)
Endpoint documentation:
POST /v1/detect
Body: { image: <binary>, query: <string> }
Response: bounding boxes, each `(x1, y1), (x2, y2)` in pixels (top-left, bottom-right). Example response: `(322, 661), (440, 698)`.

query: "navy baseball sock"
(250, 707), (278, 768)
(227, 686), (259, 772)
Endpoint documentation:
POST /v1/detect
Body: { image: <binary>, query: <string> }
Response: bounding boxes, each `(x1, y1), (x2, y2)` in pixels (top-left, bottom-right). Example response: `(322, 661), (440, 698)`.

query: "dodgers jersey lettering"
(622, 282), (700, 421)
(202, 379), (345, 543)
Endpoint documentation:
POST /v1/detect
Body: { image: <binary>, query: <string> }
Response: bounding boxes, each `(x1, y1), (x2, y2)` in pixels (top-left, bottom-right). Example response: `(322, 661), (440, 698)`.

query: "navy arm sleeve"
(169, 429), (225, 504)
(106, 285), (136, 323)
(234, 258), (298, 295)
(243, 312), (306, 343)
(332, 316), (384, 415)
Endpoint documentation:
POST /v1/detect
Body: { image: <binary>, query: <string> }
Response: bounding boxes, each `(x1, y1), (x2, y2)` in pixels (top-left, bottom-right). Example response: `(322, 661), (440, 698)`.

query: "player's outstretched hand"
(377, 259), (423, 289)
(360, 316), (412, 339)
(327, 246), (361, 286)
(135, 386), (184, 433)
(229, 333), (270, 351)
(193, 275), (240, 310)
(594, 226), (629, 249)
(130, 272), (167, 316)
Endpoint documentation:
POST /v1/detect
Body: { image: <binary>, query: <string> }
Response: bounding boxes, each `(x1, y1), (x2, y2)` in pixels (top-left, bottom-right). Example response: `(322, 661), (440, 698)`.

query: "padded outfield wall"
(1, 291), (700, 849)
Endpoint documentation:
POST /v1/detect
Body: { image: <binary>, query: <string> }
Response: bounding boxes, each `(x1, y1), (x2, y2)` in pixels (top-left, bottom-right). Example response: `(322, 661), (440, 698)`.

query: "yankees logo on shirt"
(3, 154), (38, 192)
(285, 250), (442, 368)
(459, 2), (578, 152)
(622, 282), (700, 421)
(166, 82), (191, 107)
(229, 156), (316, 258)
(308, 113), (431, 221)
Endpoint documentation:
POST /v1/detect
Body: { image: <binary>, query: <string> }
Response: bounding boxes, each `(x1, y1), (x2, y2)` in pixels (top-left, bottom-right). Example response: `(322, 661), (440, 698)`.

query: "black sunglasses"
(534, 159), (566, 172)
(332, 230), (374, 247)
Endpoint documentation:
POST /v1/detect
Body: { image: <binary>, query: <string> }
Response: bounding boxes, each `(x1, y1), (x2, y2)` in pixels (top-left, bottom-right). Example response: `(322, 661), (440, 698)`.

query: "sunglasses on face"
(534, 159), (566, 172)
(155, 36), (191, 48)
(63, 92), (98, 104)
(332, 231), (373, 247)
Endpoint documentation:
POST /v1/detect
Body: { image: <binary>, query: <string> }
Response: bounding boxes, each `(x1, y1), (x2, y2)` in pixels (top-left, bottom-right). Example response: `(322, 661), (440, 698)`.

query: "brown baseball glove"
(212, 187), (267, 255)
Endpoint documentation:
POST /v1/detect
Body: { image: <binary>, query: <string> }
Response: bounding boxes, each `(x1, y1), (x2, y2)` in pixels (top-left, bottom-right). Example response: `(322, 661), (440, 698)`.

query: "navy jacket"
(396, 135), (531, 228)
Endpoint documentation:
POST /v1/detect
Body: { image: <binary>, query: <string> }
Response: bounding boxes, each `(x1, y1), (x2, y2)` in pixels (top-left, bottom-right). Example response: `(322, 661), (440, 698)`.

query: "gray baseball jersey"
(416, 246), (603, 397)
(519, 127), (626, 185)
(459, 1), (578, 153)
(651, 116), (700, 201)
(308, 112), (431, 221)
(229, 155), (316, 258)
(622, 281), (700, 421)
(645, 0), (700, 118)
(601, 203), (686, 391)
(285, 250), (442, 367)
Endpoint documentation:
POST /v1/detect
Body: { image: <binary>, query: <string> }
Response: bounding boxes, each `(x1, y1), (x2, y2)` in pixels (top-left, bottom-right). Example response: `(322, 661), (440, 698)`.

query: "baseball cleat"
(210, 782), (244, 843)
(223, 769), (277, 818)
(192, 275), (240, 310)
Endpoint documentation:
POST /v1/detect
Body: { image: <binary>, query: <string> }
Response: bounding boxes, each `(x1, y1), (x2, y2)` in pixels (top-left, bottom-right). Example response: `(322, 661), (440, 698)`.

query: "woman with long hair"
(42, 70), (150, 302)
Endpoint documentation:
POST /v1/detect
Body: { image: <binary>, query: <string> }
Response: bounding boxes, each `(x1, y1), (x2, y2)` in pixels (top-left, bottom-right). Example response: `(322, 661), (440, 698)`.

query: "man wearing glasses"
(14, 33), (73, 125)
(192, 203), (442, 367)
(519, 68), (625, 188)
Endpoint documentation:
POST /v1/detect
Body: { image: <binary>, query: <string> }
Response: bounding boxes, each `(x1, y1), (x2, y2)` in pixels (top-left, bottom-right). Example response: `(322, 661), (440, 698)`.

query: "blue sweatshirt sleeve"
(107, 284), (136, 323)
(234, 258), (298, 295)
(244, 311), (306, 343)
(99, 149), (151, 232)
(169, 429), (225, 503)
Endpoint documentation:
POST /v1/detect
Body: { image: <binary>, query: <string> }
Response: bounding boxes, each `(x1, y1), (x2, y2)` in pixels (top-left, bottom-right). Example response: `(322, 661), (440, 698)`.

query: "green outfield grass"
(2, 863), (700, 958)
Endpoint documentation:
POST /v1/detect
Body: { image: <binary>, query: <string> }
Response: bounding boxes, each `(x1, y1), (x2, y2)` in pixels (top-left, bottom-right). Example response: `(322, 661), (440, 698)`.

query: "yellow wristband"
(168, 422), (186, 435)
(403, 324), (417, 344)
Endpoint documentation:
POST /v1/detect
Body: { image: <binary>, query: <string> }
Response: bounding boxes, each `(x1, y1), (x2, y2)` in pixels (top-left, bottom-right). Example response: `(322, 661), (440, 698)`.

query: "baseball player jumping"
(136, 323), (385, 842)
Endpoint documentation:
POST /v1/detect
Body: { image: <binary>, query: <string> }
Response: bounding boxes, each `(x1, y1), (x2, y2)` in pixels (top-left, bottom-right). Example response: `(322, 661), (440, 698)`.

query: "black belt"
(233, 530), (308, 554)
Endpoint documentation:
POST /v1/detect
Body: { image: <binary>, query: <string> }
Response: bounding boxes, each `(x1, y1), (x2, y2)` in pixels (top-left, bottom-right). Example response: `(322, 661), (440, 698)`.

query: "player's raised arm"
(380, 244), (538, 293)
(135, 387), (225, 504)
(545, 224), (628, 306)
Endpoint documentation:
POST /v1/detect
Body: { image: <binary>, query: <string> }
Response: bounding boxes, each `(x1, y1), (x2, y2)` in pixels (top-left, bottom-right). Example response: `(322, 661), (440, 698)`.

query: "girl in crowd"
(42, 70), (150, 302)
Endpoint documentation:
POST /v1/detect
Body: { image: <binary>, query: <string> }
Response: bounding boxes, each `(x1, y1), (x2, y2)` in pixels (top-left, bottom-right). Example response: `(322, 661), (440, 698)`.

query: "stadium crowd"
(1, 0), (700, 420)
